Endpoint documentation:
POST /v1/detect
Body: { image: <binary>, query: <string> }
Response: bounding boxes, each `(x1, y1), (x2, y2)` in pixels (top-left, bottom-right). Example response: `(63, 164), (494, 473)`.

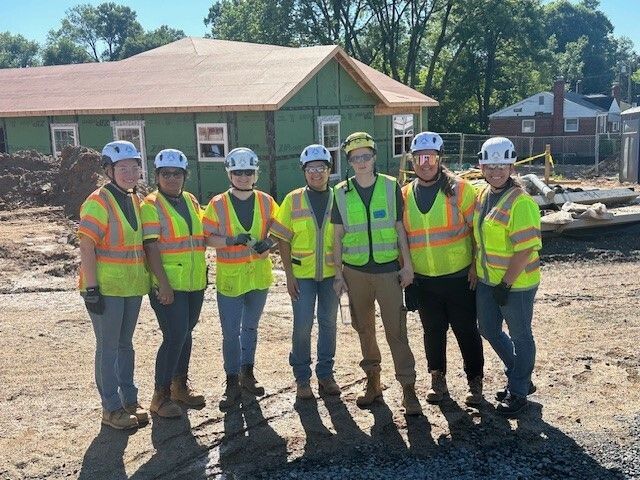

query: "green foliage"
(42, 36), (93, 65)
(0, 31), (40, 68)
(119, 26), (186, 59)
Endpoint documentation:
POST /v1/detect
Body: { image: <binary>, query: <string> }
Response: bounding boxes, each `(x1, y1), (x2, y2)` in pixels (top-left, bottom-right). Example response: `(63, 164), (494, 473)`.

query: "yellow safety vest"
(270, 187), (335, 280)
(203, 190), (276, 297)
(78, 186), (150, 296)
(402, 178), (475, 276)
(141, 190), (207, 291)
(473, 185), (541, 290)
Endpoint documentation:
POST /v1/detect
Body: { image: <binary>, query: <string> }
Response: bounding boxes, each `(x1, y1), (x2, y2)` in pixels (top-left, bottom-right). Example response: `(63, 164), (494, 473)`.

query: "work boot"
(426, 370), (449, 404)
(496, 392), (528, 416)
(464, 375), (484, 406)
(296, 383), (314, 400)
(401, 383), (422, 416)
(240, 364), (265, 396)
(149, 388), (182, 418)
(495, 381), (537, 402)
(124, 402), (149, 425)
(171, 375), (206, 408)
(356, 370), (383, 407)
(219, 374), (241, 411)
(102, 408), (138, 430)
(318, 377), (341, 396)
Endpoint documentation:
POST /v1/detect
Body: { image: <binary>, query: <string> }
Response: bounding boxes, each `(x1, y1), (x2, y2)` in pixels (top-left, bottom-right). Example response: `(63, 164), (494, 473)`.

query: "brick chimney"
(553, 77), (565, 136)
(611, 82), (621, 103)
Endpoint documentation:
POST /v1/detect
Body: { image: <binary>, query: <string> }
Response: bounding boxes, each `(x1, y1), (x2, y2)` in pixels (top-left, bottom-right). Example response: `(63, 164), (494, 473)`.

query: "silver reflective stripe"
(96, 248), (144, 260)
(525, 258), (540, 273)
(217, 249), (252, 260)
(291, 209), (312, 219)
(79, 219), (103, 239)
(100, 190), (121, 245)
(371, 242), (398, 253)
(212, 192), (231, 237)
(510, 227), (540, 244)
(343, 244), (369, 255)
(344, 223), (368, 233)
(334, 186), (348, 228)
(407, 225), (468, 245)
(485, 253), (510, 267)
(159, 238), (205, 251)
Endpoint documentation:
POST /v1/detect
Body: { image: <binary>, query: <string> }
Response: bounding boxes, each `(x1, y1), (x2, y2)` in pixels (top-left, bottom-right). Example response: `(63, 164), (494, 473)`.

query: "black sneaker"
(495, 382), (536, 402)
(496, 393), (528, 416)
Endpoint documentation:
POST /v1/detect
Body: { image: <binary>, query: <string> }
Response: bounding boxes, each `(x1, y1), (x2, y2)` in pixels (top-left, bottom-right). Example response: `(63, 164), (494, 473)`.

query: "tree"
(119, 26), (186, 59)
(0, 32), (40, 68)
(42, 33), (93, 66)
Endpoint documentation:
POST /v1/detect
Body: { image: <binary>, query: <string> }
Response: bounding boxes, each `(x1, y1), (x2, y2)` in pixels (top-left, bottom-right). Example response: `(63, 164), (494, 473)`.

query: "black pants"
(415, 275), (484, 380)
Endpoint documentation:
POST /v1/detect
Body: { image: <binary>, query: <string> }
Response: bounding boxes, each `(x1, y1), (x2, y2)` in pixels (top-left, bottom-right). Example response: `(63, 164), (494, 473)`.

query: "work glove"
(225, 233), (252, 246)
(493, 281), (511, 306)
(84, 286), (105, 315)
(252, 237), (275, 254)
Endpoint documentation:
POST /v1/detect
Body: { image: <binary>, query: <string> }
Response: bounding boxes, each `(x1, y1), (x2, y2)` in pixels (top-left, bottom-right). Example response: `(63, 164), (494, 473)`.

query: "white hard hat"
(300, 144), (332, 167)
(478, 137), (517, 165)
(154, 149), (188, 170)
(101, 141), (141, 165)
(411, 132), (443, 153)
(225, 147), (259, 172)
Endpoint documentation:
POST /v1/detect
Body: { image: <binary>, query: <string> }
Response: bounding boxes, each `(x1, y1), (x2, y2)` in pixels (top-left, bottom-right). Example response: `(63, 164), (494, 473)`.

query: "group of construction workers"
(78, 130), (541, 431)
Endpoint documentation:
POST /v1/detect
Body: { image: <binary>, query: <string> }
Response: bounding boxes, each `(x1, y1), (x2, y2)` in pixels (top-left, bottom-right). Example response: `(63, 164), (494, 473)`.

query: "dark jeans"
(150, 289), (205, 389)
(415, 275), (484, 380)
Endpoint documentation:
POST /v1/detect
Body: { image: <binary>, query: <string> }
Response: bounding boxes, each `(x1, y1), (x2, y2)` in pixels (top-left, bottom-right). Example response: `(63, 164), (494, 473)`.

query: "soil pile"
(0, 150), (60, 210)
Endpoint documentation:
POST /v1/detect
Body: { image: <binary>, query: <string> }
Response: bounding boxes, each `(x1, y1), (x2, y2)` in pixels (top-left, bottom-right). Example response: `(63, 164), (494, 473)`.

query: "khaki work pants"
(343, 265), (416, 385)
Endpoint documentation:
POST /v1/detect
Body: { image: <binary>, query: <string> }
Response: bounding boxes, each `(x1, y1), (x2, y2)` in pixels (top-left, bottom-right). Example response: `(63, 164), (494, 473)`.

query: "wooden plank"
(541, 212), (640, 232)
(533, 188), (638, 207)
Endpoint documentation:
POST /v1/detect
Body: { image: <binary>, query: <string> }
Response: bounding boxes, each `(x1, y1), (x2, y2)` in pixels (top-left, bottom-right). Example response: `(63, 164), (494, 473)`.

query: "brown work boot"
(402, 383), (423, 416)
(296, 383), (314, 400)
(464, 375), (483, 406)
(240, 364), (265, 396)
(426, 370), (449, 404)
(318, 377), (341, 396)
(150, 388), (182, 418)
(356, 370), (383, 407)
(219, 374), (241, 411)
(171, 375), (206, 408)
(102, 408), (138, 430)
(124, 402), (149, 425)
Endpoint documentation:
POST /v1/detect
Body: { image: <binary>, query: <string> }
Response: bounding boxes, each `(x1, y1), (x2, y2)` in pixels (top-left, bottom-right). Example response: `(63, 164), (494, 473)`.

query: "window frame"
(196, 123), (229, 163)
(110, 120), (147, 182)
(611, 121), (620, 133)
(521, 119), (536, 134)
(317, 115), (341, 179)
(564, 118), (579, 133)
(50, 123), (79, 157)
(392, 114), (414, 157)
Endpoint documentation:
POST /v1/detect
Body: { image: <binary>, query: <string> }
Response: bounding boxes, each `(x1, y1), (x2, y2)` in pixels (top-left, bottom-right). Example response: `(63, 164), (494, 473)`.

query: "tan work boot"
(240, 364), (265, 396)
(426, 370), (449, 404)
(102, 408), (138, 430)
(150, 388), (182, 418)
(171, 375), (206, 408)
(464, 375), (483, 406)
(124, 403), (149, 425)
(318, 377), (341, 396)
(402, 383), (423, 416)
(356, 370), (383, 407)
(296, 383), (314, 400)
(219, 374), (241, 411)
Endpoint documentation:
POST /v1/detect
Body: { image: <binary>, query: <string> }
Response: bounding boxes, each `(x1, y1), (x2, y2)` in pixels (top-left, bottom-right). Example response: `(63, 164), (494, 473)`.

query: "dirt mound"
(0, 150), (60, 210)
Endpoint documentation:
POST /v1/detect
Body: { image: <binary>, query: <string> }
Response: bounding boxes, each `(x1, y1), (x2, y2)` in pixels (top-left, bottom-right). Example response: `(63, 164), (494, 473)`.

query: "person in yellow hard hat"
(203, 147), (278, 411)
(78, 140), (150, 430)
(331, 131), (421, 416)
(402, 131), (484, 407)
(474, 136), (541, 416)
(271, 144), (341, 400)
(141, 149), (207, 419)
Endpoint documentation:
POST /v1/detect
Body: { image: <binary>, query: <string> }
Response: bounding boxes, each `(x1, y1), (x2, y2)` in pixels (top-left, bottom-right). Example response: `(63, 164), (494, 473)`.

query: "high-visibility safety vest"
(270, 187), (335, 280)
(141, 190), (207, 292)
(334, 173), (399, 266)
(203, 190), (277, 297)
(473, 185), (542, 290)
(78, 186), (150, 297)
(402, 178), (475, 276)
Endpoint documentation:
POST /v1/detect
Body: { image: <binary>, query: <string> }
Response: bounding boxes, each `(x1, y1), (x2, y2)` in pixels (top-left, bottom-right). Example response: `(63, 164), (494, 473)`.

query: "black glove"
(84, 286), (105, 315)
(252, 237), (275, 254)
(493, 281), (511, 306)
(226, 233), (252, 246)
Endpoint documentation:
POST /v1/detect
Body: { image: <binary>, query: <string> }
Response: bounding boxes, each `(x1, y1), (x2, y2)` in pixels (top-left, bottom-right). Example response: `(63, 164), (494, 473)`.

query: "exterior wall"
(490, 116), (596, 136)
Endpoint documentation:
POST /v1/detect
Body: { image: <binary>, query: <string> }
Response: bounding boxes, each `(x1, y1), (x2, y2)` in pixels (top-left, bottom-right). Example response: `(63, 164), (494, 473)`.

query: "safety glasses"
(348, 153), (375, 164)
(304, 165), (329, 174)
(413, 154), (439, 166)
(483, 164), (511, 172)
(231, 169), (256, 177)
(159, 169), (184, 178)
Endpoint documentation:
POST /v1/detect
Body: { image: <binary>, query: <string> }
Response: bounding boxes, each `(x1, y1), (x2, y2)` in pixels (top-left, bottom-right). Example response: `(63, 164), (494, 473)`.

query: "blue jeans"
(476, 282), (537, 397)
(150, 289), (205, 389)
(88, 296), (142, 412)
(289, 277), (339, 384)
(217, 289), (269, 375)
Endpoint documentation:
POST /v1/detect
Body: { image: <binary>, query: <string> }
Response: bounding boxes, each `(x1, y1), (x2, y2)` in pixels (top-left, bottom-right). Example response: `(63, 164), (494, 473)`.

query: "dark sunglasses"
(159, 170), (184, 178)
(231, 169), (256, 177)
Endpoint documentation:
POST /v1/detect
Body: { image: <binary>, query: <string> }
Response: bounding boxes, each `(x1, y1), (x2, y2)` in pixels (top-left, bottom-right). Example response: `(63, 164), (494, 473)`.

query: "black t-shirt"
(163, 192), (193, 234)
(331, 176), (403, 273)
(230, 191), (255, 231)
(105, 182), (138, 231)
(307, 188), (331, 227)
(413, 177), (443, 215)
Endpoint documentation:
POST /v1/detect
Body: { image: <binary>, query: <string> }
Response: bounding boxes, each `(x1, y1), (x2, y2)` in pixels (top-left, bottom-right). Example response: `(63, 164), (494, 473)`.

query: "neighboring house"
(489, 78), (629, 138)
(0, 37), (437, 201)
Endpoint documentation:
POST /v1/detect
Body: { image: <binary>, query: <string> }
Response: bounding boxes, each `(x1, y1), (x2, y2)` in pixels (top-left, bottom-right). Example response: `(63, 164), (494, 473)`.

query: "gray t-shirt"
(413, 177), (443, 214)
(162, 192), (193, 234)
(307, 188), (331, 227)
(105, 182), (138, 231)
(230, 191), (255, 231)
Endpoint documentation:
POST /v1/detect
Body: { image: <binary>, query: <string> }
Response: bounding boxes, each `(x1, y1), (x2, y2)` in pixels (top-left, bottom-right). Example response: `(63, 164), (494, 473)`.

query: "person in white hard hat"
(474, 137), (541, 416)
(202, 148), (278, 411)
(78, 140), (150, 430)
(402, 131), (484, 406)
(141, 149), (207, 419)
(270, 144), (341, 400)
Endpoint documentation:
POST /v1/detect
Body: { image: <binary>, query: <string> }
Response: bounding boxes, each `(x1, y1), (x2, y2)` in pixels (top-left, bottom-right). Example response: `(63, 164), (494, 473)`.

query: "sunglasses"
(159, 170), (184, 178)
(349, 153), (375, 164)
(483, 164), (511, 172)
(231, 169), (256, 177)
(413, 154), (439, 166)
(305, 165), (329, 174)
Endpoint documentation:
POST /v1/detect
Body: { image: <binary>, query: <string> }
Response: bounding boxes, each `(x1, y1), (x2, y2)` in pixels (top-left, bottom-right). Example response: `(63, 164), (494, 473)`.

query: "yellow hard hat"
(342, 132), (376, 156)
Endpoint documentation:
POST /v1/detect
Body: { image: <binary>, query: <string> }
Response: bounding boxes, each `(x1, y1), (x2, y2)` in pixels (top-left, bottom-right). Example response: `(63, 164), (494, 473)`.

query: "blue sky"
(0, 0), (638, 51)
